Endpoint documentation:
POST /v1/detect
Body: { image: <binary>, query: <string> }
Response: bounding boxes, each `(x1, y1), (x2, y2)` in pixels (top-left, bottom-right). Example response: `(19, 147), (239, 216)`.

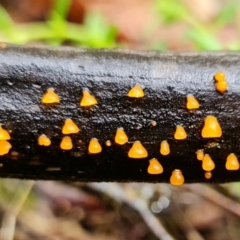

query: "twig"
(0, 180), (35, 240)
(89, 182), (175, 240)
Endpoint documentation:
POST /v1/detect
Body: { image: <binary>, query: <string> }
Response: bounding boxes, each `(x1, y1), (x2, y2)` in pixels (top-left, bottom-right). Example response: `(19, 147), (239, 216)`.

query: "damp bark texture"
(0, 43), (239, 183)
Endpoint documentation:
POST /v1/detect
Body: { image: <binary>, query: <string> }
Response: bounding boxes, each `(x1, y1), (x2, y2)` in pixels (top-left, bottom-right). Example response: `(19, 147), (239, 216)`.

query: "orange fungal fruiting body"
(0, 140), (12, 155)
(60, 136), (73, 150)
(88, 138), (102, 154)
(80, 90), (98, 107)
(205, 171), (212, 179)
(38, 134), (51, 146)
(0, 126), (10, 140)
(160, 140), (170, 155)
(216, 80), (228, 93)
(41, 88), (60, 104)
(147, 158), (163, 174)
(174, 125), (187, 140)
(186, 94), (200, 110)
(127, 85), (144, 98)
(115, 128), (128, 145)
(226, 153), (239, 170)
(201, 115), (222, 138)
(202, 154), (215, 171)
(128, 141), (148, 158)
(214, 72), (226, 82)
(105, 140), (112, 147)
(62, 119), (80, 134)
(170, 169), (184, 186)
(151, 121), (157, 127)
(196, 149), (204, 161)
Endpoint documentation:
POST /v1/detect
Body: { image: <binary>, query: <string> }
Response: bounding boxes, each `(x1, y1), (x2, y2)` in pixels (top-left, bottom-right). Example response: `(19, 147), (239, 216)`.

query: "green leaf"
(0, 5), (14, 31)
(155, 0), (188, 23)
(81, 13), (117, 48)
(50, 0), (72, 20)
(186, 29), (223, 50)
(215, 1), (238, 27)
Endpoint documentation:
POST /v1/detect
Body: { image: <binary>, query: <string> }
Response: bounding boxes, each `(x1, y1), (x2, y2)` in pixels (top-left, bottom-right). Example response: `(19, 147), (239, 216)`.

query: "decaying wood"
(0, 43), (240, 183)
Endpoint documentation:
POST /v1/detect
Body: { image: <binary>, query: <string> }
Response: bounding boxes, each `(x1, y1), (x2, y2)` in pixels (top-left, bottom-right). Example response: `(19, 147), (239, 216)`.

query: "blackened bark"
(0, 43), (239, 183)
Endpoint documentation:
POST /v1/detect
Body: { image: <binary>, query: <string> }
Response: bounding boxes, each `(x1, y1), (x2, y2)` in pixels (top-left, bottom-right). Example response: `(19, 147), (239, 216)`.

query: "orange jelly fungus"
(147, 158), (163, 174)
(174, 125), (187, 140)
(105, 140), (112, 147)
(0, 140), (12, 155)
(0, 126), (10, 140)
(127, 85), (144, 98)
(128, 141), (148, 158)
(41, 88), (60, 104)
(80, 90), (98, 107)
(88, 138), (102, 154)
(170, 169), (184, 186)
(186, 94), (200, 110)
(226, 153), (239, 170)
(160, 140), (170, 155)
(38, 134), (51, 146)
(196, 149), (204, 161)
(201, 115), (222, 138)
(62, 119), (80, 134)
(151, 121), (157, 127)
(115, 128), (128, 145)
(205, 171), (212, 179)
(214, 72), (226, 82)
(215, 81), (228, 93)
(202, 154), (215, 171)
(60, 136), (73, 150)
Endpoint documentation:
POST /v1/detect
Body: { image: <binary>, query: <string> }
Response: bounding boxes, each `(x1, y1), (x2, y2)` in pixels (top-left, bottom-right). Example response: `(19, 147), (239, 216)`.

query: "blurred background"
(0, 0), (240, 239)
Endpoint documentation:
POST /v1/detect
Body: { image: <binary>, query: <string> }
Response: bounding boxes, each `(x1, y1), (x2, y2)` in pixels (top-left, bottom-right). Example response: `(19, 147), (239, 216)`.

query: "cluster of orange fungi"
(0, 72), (233, 185)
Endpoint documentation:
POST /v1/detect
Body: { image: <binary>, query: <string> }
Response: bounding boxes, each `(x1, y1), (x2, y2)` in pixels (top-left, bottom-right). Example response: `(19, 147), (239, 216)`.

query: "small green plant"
(155, 0), (239, 50)
(0, 0), (118, 48)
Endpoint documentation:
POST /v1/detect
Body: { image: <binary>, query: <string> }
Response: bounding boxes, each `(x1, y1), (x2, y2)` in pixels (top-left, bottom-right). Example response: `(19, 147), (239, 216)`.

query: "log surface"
(0, 43), (240, 183)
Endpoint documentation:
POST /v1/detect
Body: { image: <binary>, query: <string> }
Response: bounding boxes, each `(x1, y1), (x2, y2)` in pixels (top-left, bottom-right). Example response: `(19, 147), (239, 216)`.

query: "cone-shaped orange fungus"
(127, 85), (144, 98)
(225, 153), (239, 170)
(147, 158), (163, 174)
(62, 119), (80, 134)
(0, 125), (10, 140)
(80, 90), (98, 107)
(201, 116), (222, 138)
(0, 140), (12, 155)
(170, 169), (184, 186)
(202, 154), (215, 171)
(41, 88), (60, 104)
(160, 140), (170, 155)
(186, 94), (200, 110)
(115, 128), (128, 145)
(174, 125), (187, 140)
(60, 136), (73, 150)
(196, 149), (204, 161)
(38, 134), (51, 146)
(128, 141), (148, 158)
(88, 138), (102, 154)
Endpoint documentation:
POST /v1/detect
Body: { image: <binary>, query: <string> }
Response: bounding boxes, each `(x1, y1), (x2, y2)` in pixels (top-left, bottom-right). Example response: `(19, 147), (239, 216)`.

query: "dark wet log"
(0, 43), (239, 183)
